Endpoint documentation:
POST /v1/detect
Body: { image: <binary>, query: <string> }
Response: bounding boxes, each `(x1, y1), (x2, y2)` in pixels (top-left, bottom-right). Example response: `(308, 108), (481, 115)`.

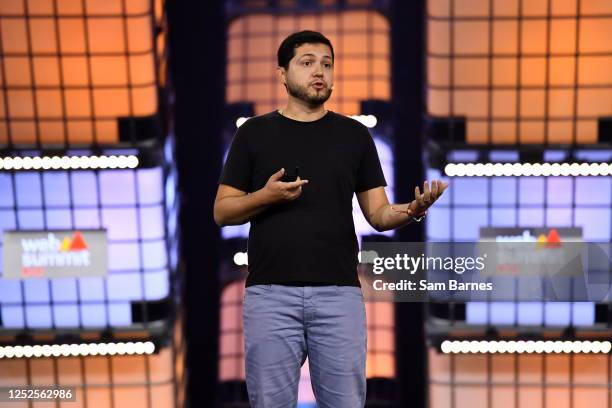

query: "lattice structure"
(0, 0), (166, 147)
(226, 9), (390, 116)
(0, 1), (183, 406)
(424, 2), (612, 406)
(426, 0), (612, 144)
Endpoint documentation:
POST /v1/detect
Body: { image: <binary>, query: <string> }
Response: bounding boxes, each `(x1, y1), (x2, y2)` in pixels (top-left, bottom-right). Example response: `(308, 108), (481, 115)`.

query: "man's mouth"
(312, 82), (325, 89)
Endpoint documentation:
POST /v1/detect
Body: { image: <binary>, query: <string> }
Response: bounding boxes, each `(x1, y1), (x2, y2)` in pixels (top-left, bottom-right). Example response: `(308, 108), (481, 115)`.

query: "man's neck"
(279, 101), (327, 122)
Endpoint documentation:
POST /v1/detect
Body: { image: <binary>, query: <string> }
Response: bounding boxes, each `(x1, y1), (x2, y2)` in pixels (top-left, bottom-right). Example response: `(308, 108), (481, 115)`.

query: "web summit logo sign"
(479, 227), (583, 277)
(21, 232), (91, 272)
(494, 228), (562, 249)
(3, 230), (108, 279)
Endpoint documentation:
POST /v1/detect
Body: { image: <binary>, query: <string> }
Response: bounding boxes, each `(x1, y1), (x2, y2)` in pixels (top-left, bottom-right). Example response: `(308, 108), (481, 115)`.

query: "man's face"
(281, 43), (334, 106)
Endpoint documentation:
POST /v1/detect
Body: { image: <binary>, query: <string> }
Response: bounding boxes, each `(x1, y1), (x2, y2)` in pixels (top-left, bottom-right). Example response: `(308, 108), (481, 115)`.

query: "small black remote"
(280, 166), (300, 182)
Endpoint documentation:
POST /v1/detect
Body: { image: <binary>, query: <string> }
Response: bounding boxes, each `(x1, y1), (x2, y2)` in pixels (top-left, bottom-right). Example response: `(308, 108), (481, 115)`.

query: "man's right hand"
(260, 168), (309, 205)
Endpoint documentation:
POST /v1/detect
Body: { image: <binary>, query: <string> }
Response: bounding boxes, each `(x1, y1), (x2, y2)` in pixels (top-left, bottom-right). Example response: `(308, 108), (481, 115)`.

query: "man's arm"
(214, 184), (272, 227)
(356, 186), (415, 232)
(214, 168), (310, 227)
(357, 180), (448, 232)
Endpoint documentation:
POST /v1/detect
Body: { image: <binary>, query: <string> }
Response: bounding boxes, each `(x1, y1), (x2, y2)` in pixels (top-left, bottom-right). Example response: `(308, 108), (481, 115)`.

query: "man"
(214, 30), (448, 408)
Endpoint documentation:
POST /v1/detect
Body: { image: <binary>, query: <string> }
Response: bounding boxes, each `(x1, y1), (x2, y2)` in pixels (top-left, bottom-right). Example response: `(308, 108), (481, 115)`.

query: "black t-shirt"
(218, 110), (387, 287)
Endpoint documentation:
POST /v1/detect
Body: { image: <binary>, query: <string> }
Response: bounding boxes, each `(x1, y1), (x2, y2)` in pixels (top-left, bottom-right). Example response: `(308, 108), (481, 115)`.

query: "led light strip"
(236, 250), (389, 265)
(0, 155), (139, 171)
(441, 340), (612, 354)
(444, 162), (610, 177)
(0, 341), (155, 359)
(236, 114), (378, 128)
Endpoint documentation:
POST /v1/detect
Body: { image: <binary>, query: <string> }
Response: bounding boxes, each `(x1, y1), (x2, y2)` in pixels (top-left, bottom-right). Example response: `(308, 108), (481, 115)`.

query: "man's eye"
(304, 61), (311, 66)
(325, 64), (332, 68)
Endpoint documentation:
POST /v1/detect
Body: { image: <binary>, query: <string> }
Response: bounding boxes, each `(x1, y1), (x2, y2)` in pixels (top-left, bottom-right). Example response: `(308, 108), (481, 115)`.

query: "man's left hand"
(391, 180), (449, 217)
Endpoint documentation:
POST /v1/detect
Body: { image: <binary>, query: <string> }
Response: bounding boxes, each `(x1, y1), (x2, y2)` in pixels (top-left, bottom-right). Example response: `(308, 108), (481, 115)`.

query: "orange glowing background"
(429, 348), (612, 408)
(226, 10), (391, 116)
(0, 317), (185, 408)
(0, 0), (164, 146)
(427, 0), (612, 144)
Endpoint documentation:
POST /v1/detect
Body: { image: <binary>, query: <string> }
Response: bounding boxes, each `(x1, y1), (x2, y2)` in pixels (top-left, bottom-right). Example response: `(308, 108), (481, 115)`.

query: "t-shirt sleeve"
(355, 127), (387, 193)
(218, 123), (252, 192)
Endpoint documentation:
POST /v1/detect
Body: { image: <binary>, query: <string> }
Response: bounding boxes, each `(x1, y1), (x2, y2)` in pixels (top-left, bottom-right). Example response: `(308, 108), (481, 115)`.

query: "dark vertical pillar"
(390, 0), (428, 407)
(167, 0), (226, 406)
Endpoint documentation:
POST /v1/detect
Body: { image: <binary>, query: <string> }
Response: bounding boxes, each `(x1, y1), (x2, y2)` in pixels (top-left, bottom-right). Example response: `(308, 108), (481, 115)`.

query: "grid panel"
(0, 166), (172, 330)
(228, 0), (385, 10)
(428, 347), (612, 408)
(0, 0), (164, 146)
(226, 9), (391, 116)
(426, 164), (610, 326)
(0, 316), (185, 408)
(425, 159), (612, 407)
(426, 0), (612, 144)
(425, 168), (612, 243)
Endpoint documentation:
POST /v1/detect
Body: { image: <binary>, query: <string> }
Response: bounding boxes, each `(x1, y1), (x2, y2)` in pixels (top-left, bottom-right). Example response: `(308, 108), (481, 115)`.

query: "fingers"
(415, 180), (446, 208)
(431, 180), (439, 198)
(267, 171), (309, 203)
(284, 177), (308, 201)
(271, 167), (285, 181)
(431, 180), (449, 200)
(288, 185), (302, 199)
(440, 181), (449, 193)
(399, 180), (451, 216)
(284, 176), (309, 189)
(423, 180), (431, 203)
(415, 185), (425, 208)
(423, 179), (450, 198)
(409, 200), (418, 213)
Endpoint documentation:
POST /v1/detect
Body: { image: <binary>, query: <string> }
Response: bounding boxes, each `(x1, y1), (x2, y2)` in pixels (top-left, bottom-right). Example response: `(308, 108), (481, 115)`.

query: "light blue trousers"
(243, 284), (367, 408)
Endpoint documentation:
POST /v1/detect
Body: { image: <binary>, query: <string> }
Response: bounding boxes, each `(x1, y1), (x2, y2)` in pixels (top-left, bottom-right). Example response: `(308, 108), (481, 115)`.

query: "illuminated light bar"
(236, 117), (249, 128)
(350, 114), (377, 128)
(444, 162), (610, 177)
(235, 114), (378, 128)
(233, 251), (248, 266)
(0, 341), (155, 359)
(0, 155), (139, 171)
(440, 340), (612, 354)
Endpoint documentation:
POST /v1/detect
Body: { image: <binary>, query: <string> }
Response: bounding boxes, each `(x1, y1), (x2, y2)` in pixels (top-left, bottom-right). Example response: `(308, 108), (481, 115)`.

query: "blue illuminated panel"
(426, 166), (611, 327)
(0, 167), (171, 329)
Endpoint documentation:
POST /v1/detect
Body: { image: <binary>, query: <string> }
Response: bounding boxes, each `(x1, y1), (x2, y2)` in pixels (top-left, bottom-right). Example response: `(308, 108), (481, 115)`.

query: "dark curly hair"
(277, 30), (334, 70)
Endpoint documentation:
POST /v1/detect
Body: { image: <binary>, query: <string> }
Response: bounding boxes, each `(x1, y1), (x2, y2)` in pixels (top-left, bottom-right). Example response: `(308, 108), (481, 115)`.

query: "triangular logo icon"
(536, 234), (547, 249)
(545, 228), (561, 248)
(60, 237), (72, 252)
(69, 232), (88, 251)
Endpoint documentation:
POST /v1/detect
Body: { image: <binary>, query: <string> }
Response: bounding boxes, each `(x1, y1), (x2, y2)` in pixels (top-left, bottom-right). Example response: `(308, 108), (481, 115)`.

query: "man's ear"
(277, 66), (286, 87)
